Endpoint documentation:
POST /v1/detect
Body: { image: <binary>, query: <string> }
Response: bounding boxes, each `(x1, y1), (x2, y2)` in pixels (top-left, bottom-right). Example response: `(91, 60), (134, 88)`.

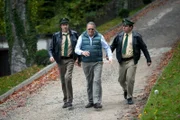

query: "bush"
(34, 49), (51, 66)
(85, 11), (97, 23)
(143, 0), (152, 4)
(119, 9), (130, 18)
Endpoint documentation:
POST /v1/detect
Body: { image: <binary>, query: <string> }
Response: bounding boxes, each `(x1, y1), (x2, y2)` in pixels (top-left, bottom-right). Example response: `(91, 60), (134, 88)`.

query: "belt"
(61, 56), (73, 59)
(122, 57), (133, 61)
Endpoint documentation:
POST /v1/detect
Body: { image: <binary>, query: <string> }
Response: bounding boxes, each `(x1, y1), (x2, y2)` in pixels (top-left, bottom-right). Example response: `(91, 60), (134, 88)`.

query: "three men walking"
(49, 18), (151, 109)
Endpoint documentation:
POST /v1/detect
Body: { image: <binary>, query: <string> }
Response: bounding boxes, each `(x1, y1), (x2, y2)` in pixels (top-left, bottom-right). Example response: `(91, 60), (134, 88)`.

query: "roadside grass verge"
(97, 17), (122, 34)
(97, 5), (146, 34)
(140, 41), (180, 120)
(129, 5), (146, 16)
(0, 65), (44, 96)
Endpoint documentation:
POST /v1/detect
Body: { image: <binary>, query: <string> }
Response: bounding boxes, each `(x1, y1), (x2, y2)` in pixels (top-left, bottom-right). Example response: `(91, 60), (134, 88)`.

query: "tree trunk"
(123, 0), (128, 9)
(5, 0), (37, 74)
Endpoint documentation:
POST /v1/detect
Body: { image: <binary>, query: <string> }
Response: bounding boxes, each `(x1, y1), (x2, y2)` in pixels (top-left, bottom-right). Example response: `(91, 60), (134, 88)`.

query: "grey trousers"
(82, 61), (103, 104)
(58, 59), (74, 103)
(118, 59), (137, 99)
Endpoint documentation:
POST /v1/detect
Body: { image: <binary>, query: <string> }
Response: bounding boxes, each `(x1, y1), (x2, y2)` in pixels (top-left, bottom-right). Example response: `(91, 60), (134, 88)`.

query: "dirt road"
(0, 0), (180, 119)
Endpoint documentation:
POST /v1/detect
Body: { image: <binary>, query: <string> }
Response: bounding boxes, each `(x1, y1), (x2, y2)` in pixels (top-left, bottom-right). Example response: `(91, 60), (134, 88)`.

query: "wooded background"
(0, 0), (152, 74)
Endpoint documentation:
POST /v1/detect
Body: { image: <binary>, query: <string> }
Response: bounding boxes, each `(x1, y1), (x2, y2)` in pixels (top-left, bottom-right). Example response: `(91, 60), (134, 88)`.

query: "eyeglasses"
(88, 28), (94, 31)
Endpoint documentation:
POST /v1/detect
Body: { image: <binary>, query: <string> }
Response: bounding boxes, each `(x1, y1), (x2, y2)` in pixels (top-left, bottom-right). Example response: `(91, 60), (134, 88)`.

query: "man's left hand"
(75, 59), (81, 67)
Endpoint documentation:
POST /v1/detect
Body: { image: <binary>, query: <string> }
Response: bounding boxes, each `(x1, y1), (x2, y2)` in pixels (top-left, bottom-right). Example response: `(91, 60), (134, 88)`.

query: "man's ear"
(130, 26), (133, 30)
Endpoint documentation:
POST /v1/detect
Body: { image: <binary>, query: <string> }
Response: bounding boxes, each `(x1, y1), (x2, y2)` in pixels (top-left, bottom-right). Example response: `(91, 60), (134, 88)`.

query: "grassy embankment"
(0, 65), (44, 95)
(140, 41), (180, 120)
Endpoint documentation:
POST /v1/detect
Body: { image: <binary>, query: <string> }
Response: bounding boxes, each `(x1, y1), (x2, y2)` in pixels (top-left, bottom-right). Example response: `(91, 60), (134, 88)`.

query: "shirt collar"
(124, 31), (132, 36)
(62, 32), (69, 35)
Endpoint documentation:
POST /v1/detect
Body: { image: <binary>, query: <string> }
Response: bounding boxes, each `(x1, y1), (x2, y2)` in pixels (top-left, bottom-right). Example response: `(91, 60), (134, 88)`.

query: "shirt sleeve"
(101, 35), (113, 59)
(75, 35), (83, 55)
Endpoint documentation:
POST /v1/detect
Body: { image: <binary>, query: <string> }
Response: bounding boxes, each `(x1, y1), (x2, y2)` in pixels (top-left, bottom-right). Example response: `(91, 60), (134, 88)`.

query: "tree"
(0, 0), (5, 35)
(123, 0), (128, 9)
(4, 0), (37, 74)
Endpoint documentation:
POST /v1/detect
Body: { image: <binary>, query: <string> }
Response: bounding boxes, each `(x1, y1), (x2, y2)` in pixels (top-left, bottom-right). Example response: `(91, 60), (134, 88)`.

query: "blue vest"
(81, 31), (102, 62)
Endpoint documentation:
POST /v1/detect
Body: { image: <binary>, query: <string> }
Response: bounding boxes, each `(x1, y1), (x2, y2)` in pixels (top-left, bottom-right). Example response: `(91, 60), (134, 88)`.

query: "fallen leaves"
(0, 65), (59, 115)
(122, 41), (175, 119)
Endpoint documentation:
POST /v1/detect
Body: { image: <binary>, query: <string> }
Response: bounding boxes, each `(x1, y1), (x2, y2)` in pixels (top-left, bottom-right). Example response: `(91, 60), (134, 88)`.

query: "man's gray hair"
(87, 21), (96, 28)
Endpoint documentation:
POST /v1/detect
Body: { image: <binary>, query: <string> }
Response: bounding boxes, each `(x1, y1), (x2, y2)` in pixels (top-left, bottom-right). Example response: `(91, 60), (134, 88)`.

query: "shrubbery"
(34, 49), (50, 66)
(119, 9), (130, 18)
(143, 0), (152, 4)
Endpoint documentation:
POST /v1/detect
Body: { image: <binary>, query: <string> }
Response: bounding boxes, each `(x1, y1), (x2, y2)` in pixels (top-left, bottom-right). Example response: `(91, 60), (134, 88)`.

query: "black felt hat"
(59, 18), (69, 24)
(122, 18), (134, 26)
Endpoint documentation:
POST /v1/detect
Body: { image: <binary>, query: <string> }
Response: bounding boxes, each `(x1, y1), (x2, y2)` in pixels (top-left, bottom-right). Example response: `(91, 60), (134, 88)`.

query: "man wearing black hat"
(49, 18), (80, 108)
(110, 18), (151, 105)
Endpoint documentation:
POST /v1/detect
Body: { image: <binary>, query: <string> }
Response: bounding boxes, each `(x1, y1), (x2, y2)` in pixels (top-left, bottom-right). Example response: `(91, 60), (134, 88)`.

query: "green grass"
(140, 42), (180, 120)
(0, 65), (44, 95)
(97, 5), (146, 34)
(129, 5), (146, 16)
(97, 17), (122, 34)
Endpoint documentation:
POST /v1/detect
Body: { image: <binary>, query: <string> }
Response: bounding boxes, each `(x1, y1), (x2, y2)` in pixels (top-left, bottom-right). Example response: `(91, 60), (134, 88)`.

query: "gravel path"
(0, 0), (180, 119)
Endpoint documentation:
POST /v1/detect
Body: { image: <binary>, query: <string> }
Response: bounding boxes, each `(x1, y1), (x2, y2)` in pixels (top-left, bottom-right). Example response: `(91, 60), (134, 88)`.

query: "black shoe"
(85, 103), (94, 108)
(94, 103), (102, 109)
(62, 102), (72, 108)
(124, 91), (127, 99)
(66, 102), (73, 107)
(62, 102), (68, 108)
(127, 98), (133, 105)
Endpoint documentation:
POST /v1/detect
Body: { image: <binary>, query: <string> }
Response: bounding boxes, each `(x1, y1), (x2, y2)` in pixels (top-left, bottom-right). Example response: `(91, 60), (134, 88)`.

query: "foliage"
(97, 5), (146, 34)
(36, 0), (111, 33)
(0, 65), (44, 95)
(37, 0), (56, 21)
(1, 0), (147, 35)
(4, 0), (38, 68)
(34, 49), (50, 66)
(0, 0), (5, 35)
(36, 15), (60, 34)
(4, 0), (14, 64)
(119, 9), (130, 18)
(129, 5), (146, 16)
(143, 0), (152, 4)
(27, 0), (40, 26)
(97, 17), (122, 34)
(25, 0), (38, 65)
(140, 41), (180, 120)
(85, 11), (97, 24)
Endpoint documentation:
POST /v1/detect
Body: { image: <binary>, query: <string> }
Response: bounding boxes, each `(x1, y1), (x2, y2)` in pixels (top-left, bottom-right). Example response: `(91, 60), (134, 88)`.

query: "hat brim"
(122, 18), (134, 25)
(60, 22), (69, 24)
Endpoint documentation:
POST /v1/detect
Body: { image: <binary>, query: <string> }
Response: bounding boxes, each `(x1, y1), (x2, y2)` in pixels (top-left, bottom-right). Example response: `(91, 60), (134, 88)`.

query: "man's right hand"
(50, 57), (55, 62)
(82, 51), (90, 57)
(108, 58), (113, 64)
